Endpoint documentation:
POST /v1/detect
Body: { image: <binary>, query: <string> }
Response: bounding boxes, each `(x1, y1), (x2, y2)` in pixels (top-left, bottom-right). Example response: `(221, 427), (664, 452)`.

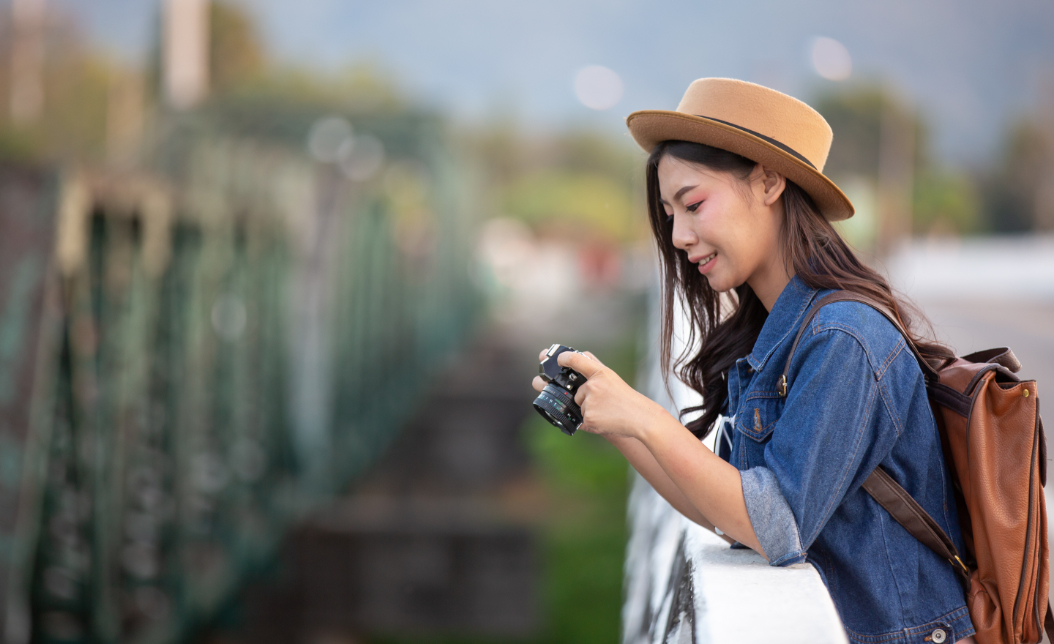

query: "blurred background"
(0, 1), (1050, 643)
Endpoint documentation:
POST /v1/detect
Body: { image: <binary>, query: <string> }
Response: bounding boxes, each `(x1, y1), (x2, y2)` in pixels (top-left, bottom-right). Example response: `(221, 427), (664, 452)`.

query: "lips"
(689, 251), (717, 275)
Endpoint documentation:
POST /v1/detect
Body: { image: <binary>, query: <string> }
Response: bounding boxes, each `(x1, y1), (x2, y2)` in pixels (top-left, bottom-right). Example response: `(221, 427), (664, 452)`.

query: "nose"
(670, 212), (697, 251)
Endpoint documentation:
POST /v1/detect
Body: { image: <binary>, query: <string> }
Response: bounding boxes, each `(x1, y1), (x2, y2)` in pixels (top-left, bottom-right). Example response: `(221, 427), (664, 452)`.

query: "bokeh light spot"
(574, 65), (623, 111)
(811, 37), (852, 81)
(307, 116), (352, 162)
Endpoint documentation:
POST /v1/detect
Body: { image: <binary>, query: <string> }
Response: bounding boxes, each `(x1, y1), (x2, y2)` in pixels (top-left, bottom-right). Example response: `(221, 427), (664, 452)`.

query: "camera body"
(533, 343), (587, 436)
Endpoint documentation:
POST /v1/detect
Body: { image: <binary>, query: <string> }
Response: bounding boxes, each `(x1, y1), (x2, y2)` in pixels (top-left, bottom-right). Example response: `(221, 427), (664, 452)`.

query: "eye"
(665, 213), (674, 225)
(686, 200), (703, 213)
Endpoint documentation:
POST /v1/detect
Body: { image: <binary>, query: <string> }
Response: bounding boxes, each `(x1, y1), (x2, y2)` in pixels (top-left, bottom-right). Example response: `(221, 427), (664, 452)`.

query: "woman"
(532, 79), (975, 643)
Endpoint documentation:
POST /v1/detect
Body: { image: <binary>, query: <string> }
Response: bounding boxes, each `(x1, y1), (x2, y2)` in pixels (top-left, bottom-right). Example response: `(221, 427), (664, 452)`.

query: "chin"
(702, 275), (731, 293)
(703, 272), (748, 295)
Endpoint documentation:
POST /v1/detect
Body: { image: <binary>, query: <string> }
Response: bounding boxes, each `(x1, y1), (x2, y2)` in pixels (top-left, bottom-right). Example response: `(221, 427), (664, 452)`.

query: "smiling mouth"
(695, 252), (717, 267)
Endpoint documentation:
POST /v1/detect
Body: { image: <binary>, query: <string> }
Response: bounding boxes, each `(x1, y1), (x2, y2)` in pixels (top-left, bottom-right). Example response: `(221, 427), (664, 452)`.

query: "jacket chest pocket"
(734, 394), (783, 443)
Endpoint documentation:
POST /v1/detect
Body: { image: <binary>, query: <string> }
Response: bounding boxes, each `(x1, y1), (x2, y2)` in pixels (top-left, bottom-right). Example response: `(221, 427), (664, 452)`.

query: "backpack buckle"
(950, 555), (970, 577)
(777, 375), (787, 397)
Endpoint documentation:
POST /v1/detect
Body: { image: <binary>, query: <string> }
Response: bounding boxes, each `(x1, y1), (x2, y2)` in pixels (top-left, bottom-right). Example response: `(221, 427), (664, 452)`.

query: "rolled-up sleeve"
(752, 326), (902, 566)
(741, 466), (806, 565)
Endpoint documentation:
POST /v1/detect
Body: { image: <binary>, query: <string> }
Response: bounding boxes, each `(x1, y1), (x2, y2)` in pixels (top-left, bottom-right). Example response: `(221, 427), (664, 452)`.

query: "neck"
(750, 263), (794, 312)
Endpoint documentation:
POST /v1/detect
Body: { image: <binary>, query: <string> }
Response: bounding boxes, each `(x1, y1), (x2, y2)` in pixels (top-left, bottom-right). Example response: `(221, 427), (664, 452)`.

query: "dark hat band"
(695, 114), (817, 170)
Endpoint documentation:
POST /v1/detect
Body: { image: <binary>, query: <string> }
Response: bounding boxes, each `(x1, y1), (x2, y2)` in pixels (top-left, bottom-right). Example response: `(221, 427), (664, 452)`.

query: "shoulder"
(799, 297), (909, 379)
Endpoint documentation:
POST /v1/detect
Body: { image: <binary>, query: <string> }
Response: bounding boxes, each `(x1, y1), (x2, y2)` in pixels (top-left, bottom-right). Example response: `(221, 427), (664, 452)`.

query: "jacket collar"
(746, 274), (820, 373)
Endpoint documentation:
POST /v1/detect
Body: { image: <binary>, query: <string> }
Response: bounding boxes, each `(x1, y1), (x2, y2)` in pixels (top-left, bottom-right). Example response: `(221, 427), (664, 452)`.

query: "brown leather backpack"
(780, 292), (1051, 644)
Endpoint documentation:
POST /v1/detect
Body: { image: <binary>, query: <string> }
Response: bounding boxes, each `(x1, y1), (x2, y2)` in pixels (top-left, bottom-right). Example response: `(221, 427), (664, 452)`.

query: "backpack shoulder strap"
(777, 290), (938, 397)
(862, 467), (970, 585)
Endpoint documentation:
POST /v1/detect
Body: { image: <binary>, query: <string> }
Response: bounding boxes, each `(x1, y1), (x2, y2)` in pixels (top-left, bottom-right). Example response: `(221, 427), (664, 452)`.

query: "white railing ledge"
(622, 476), (848, 644)
(684, 516), (846, 642)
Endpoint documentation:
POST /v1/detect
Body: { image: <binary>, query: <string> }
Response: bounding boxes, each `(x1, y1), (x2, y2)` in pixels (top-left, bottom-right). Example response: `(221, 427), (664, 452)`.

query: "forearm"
(635, 411), (764, 557)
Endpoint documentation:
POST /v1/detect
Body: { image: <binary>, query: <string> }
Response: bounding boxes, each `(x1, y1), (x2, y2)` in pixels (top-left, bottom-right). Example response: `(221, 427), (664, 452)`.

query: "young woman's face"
(657, 155), (788, 305)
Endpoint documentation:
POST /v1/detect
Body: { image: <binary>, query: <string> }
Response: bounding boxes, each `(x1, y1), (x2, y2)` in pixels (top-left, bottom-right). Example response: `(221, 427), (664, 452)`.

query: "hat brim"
(627, 110), (854, 221)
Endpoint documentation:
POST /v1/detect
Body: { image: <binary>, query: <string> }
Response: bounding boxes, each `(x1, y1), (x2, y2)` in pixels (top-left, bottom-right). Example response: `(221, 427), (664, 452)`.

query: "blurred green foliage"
(521, 416), (628, 644)
(0, 31), (111, 163)
(223, 63), (405, 112)
(464, 123), (648, 242)
(815, 86), (920, 178)
(209, 1), (267, 94)
(913, 171), (981, 235)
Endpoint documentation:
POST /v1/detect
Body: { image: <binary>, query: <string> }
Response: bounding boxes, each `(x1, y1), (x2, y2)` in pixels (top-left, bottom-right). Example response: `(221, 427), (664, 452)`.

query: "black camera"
(533, 344), (587, 436)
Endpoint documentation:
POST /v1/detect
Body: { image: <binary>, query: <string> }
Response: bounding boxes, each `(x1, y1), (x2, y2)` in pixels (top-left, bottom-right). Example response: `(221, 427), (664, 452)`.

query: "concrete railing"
(621, 288), (847, 643)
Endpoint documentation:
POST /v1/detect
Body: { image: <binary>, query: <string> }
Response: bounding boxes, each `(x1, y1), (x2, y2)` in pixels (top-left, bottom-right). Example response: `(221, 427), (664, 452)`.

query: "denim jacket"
(717, 275), (974, 644)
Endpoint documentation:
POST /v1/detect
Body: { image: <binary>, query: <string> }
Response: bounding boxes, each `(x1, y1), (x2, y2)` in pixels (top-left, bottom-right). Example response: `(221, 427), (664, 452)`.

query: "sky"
(51, 0), (1054, 166)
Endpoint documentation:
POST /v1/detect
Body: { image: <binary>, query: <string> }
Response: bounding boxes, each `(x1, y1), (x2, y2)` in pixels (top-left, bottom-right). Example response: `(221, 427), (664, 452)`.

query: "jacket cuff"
(740, 466), (807, 566)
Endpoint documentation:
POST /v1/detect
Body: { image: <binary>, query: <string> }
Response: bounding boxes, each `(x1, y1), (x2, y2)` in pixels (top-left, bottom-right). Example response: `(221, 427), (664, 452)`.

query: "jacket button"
(930, 629), (947, 643)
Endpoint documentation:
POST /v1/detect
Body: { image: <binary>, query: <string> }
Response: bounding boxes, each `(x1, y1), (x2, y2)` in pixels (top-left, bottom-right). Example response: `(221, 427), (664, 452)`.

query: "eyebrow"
(658, 184), (697, 206)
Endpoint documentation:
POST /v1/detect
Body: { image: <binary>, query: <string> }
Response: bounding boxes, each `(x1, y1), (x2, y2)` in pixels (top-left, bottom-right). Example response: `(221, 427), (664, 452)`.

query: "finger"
(538, 348), (548, 362)
(575, 417), (598, 435)
(532, 375), (546, 392)
(557, 350), (604, 378)
(574, 382), (589, 406)
(582, 350), (606, 367)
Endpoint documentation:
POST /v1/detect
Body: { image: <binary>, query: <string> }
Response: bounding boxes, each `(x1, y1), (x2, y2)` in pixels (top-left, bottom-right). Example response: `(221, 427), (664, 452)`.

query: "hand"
(531, 348), (668, 439)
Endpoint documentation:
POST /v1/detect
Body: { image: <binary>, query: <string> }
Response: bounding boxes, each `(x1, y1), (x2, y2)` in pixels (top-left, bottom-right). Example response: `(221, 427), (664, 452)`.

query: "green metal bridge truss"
(0, 106), (481, 644)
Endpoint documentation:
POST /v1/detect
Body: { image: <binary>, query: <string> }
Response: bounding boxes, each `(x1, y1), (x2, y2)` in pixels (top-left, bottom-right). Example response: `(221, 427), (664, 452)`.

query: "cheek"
(711, 203), (766, 272)
(733, 210), (782, 273)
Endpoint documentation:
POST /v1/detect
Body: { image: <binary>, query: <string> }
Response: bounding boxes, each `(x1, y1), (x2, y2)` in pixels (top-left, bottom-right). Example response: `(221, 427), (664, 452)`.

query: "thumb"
(558, 350), (604, 379)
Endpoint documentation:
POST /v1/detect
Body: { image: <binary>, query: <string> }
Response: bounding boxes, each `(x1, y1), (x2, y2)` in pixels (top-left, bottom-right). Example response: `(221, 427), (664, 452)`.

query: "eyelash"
(665, 201), (702, 224)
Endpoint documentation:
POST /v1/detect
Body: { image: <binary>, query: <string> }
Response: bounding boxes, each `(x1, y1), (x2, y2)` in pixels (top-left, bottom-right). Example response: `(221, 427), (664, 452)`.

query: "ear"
(753, 165), (786, 207)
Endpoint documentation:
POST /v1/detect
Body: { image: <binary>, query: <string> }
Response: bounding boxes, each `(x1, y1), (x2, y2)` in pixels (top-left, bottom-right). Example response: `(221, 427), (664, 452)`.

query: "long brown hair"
(646, 140), (953, 438)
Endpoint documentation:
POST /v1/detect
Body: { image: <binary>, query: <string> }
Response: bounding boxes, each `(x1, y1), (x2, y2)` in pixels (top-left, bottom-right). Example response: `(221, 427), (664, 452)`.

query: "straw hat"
(626, 78), (854, 220)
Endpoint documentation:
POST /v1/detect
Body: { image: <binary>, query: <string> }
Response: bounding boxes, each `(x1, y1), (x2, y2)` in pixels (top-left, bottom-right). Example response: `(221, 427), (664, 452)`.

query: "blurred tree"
(466, 122), (646, 246)
(0, 9), (111, 162)
(913, 171), (980, 235)
(209, 0), (265, 95)
(815, 85), (985, 239)
(464, 117), (524, 185)
(548, 130), (640, 184)
(815, 86), (918, 178)
(42, 49), (111, 159)
(815, 87), (884, 177)
(980, 118), (1053, 233)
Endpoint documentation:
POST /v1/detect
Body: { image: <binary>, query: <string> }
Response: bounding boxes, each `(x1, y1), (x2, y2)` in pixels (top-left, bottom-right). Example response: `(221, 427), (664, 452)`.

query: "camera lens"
(533, 383), (583, 436)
